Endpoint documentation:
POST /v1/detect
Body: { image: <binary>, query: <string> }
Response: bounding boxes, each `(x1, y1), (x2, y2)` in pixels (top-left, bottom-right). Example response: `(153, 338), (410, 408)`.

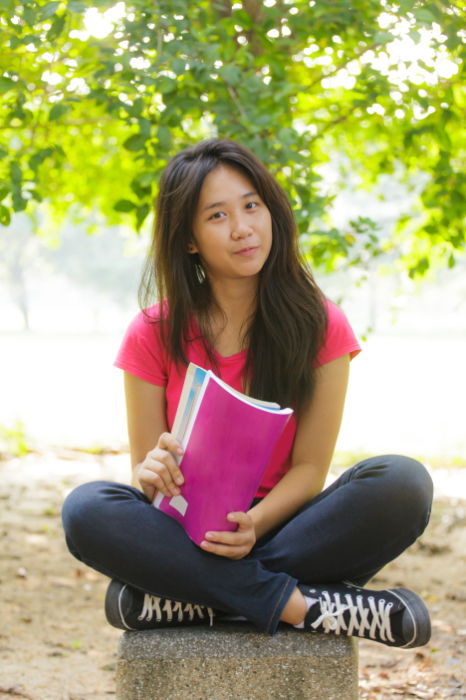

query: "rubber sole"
(104, 580), (135, 630)
(390, 587), (431, 648)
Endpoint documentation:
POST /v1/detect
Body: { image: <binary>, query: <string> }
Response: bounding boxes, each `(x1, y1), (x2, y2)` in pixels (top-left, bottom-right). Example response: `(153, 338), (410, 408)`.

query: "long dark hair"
(139, 138), (327, 413)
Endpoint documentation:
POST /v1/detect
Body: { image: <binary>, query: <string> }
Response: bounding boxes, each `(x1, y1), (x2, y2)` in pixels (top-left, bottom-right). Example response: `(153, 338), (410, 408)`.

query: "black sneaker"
(104, 580), (215, 631)
(298, 582), (431, 648)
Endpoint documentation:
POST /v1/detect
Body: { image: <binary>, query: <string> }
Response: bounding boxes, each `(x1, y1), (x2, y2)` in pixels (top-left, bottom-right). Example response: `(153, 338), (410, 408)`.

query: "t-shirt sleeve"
(114, 306), (168, 386)
(316, 300), (361, 367)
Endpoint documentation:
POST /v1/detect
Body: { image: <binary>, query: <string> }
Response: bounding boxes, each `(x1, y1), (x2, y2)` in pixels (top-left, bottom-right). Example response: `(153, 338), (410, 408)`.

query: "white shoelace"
(138, 595), (214, 627)
(311, 591), (395, 642)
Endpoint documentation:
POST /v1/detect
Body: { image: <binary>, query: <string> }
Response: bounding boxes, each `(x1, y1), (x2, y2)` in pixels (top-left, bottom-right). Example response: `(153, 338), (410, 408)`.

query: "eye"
(245, 201), (258, 210)
(209, 211), (226, 220)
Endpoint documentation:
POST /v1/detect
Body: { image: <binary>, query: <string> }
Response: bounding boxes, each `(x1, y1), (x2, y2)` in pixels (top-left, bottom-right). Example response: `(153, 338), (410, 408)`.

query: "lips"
(234, 246), (259, 256)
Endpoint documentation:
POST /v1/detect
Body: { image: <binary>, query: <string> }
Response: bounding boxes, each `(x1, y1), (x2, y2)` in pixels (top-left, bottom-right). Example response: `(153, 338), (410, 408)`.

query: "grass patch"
(0, 420), (32, 458)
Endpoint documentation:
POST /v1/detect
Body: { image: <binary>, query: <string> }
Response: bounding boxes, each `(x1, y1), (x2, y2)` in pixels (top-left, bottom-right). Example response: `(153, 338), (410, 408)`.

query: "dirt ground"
(1, 451), (465, 700)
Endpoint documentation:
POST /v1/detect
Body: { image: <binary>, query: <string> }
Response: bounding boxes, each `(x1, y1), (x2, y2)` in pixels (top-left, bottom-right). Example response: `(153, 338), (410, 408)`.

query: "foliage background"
(1, 0), (465, 278)
(1, 1), (465, 463)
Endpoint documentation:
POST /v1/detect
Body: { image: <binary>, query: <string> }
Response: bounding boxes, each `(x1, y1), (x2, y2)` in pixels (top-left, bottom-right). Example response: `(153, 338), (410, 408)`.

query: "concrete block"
(116, 623), (358, 700)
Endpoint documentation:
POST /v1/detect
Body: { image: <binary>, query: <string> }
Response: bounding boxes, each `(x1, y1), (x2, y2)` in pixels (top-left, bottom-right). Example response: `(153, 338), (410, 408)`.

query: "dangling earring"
(195, 260), (206, 282)
(187, 242), (204, 282)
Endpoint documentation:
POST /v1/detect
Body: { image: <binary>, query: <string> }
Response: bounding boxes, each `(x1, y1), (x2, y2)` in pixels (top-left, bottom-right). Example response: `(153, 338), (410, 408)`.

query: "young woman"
(62, 138), (433, 646)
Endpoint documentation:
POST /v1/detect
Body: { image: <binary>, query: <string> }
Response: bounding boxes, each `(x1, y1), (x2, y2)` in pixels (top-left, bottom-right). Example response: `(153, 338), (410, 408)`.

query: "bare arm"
(124, 372), (184, 501)
(249, 354), (350, 538)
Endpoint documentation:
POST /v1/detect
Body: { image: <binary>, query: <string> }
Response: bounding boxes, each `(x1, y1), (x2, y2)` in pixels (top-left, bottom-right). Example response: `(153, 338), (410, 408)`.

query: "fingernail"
(175, 477), (183, 485)
(171, 487), (180, 496)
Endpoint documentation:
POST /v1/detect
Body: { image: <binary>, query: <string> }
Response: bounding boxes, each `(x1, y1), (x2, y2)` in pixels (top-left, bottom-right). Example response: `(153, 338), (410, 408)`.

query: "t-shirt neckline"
(211, 346), (247, 362)
(190, 313), (248, 363)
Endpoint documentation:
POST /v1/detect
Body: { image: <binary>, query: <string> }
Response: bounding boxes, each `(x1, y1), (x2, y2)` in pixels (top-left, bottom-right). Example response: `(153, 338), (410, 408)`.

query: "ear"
(187, 241), (198, 254)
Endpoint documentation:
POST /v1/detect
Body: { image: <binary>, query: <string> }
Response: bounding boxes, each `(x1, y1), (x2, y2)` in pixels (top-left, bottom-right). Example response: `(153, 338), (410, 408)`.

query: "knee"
(376, 455), (433, 531)
(62, 480), (144, 543)
(357, 455), (433, 531)
(62, 481), (102, 540)
(387, 455), (433, 505)
(62, 481), (131, 551)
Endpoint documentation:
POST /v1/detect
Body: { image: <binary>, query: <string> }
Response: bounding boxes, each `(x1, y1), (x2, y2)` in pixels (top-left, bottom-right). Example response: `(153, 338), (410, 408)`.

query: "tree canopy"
(1, 0), (465, 275)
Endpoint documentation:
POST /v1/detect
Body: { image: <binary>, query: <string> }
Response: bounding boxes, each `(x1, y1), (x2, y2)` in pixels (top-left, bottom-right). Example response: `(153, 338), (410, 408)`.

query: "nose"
(231, 212), (253, 239)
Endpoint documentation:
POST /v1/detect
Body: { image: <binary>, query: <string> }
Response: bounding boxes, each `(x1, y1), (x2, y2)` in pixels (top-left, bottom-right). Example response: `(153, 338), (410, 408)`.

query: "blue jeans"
(62, 455), (433, 634)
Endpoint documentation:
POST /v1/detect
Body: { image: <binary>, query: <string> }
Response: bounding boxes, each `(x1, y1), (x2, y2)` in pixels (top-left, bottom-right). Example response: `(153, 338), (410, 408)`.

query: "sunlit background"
(1, 3), (465, 475)
(1, 207), (465, 471)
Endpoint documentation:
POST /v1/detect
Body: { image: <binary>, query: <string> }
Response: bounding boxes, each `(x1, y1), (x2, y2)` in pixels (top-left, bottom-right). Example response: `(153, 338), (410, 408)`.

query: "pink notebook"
(153, 364), (293, 546)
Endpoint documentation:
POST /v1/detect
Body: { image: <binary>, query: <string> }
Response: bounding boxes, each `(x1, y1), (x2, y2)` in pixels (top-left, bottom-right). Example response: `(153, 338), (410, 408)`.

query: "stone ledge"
(116, 623), (358, 700)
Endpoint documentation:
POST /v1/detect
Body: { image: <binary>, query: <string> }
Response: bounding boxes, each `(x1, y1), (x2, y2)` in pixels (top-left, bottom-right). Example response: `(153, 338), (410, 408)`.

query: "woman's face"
(190, 165), (273, 285)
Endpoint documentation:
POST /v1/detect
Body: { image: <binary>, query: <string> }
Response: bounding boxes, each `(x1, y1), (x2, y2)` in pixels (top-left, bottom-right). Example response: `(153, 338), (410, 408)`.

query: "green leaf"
(140, 75), (158, 86)
(47, 14), (66, 42)
(126, 98), (144, 118)
(29, 148), (54, 171)
(137, 117), (152, 138)
(232, 8), (253, 29)
(114, 199), (137, 212)
(12, 191), (27, 212)
(39, 1), (61, 20)
(49, 103), (70, 121)
(157, 77), (177, 94)
(0, 205), (11, 226)
(413, 8), (436, 24)
(398, 0), (416, 11)
(130, 176), (151, 197)
(29, 189), (43, 202)
(22, 34), (42, 47)
(9, 162), (22, 184)
(409, 256), (430, 278)
(373, 31), (393, 44)
(157, 126), (172, 150)
(0, 77), (16, 93)
(172, 58), (187, 75)
(136, 204), (150, 230)
(10, 35), (23, 50)
(135, 171), (154, 188)
(68, 1), (87, 11)
(219, 65), (242, 85)
(123, 134), (147, 152)
(23, 6), (36, 26)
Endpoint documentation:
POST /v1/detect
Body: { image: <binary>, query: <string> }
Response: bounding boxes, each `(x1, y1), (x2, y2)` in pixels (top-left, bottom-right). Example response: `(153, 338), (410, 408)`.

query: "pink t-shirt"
(114, 299), (361, 497)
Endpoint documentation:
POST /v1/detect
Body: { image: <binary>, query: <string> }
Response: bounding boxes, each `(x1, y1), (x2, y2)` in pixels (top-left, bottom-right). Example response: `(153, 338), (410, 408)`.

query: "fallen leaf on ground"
(0, 687), (33, 699)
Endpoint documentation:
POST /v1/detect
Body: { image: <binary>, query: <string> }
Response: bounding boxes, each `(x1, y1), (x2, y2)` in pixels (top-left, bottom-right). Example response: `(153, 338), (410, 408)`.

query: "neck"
(208, 276), (258, 322)
(201, 276), (258, 357)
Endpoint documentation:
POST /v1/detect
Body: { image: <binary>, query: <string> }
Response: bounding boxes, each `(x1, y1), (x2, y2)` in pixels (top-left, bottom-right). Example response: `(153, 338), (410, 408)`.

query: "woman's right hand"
(136, 432), (184, 502)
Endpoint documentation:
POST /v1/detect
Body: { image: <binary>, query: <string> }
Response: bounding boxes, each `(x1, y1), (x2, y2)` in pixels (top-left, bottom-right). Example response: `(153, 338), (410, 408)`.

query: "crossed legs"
(62, 455), (433, 634)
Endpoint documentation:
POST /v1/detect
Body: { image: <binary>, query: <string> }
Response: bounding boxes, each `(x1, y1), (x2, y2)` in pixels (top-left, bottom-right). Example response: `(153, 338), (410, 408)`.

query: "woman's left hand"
(200, 511), (256, 559)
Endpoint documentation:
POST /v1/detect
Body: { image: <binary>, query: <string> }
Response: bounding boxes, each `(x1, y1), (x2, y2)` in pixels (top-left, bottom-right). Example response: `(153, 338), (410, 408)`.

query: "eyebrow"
(201, 191), (258, 213)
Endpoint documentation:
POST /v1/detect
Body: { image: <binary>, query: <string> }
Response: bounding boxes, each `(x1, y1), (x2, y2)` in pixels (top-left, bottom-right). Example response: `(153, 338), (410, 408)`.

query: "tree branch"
(214, 0), (233, 19)
(309, 101), (369, 144)
(226, 85), (248, 122)
(242, 0), (264, 57)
